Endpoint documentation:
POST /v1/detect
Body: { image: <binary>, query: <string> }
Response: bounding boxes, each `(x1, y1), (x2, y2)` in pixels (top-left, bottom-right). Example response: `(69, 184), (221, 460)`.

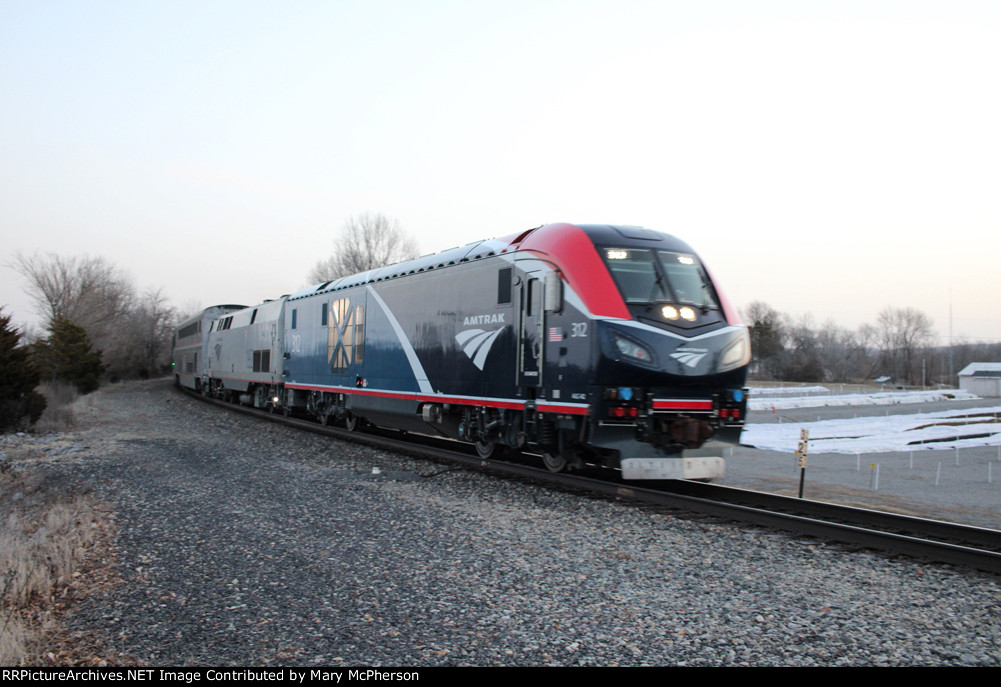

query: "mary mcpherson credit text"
(2, 670), (420, 683)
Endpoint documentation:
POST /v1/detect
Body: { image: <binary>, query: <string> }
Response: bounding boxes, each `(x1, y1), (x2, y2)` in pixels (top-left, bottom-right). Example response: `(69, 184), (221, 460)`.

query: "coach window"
(291, 309), (297, 330)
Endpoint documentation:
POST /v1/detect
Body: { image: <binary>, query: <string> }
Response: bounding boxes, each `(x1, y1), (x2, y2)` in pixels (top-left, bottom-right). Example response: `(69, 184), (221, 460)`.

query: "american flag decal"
(548, 326), (563, 342)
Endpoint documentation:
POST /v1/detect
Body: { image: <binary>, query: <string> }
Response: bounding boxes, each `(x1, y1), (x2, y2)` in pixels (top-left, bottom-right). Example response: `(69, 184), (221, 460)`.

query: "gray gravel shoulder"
(8, 379), (1001, 666)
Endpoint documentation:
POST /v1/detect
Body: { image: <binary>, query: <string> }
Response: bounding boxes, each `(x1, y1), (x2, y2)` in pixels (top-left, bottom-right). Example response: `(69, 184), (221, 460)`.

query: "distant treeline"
(743, 301), (999, 386)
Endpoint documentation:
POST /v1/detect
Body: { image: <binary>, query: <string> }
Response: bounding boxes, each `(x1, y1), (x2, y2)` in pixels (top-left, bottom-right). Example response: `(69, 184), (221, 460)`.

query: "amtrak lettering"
(463, 313), (505, 326)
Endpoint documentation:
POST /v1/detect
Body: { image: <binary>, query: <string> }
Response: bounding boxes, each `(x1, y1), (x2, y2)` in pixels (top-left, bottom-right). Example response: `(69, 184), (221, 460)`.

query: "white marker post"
(797, 428), (809, 498)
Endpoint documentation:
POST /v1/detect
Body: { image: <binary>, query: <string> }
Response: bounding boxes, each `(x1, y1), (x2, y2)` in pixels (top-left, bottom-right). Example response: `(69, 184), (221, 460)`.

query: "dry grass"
(19, 381), (105, 437)
(31, 383), (80, 434)
(0, 466), (119, 665)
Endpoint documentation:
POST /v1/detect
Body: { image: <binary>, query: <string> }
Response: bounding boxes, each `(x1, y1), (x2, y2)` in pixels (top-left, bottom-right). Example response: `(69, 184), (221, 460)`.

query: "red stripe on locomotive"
(515, 223), (632, 320)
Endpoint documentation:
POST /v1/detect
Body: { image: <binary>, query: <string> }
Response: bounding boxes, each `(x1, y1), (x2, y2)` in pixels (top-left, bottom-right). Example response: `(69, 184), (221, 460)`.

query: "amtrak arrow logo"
(670, 347), (708, 369)
(455, 328), (504, 370)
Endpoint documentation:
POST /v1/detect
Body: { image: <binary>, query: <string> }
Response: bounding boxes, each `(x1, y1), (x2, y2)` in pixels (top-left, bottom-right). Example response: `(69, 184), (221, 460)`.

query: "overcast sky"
(2, 0), (999, 342)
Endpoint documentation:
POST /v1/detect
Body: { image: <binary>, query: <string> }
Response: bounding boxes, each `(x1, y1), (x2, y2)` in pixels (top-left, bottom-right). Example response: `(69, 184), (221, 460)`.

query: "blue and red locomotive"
(174, 223), (750, 480)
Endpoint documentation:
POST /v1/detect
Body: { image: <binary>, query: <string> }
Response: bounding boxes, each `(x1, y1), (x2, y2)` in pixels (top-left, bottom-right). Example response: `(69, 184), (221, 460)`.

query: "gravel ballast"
(6, 379), (1001, 666)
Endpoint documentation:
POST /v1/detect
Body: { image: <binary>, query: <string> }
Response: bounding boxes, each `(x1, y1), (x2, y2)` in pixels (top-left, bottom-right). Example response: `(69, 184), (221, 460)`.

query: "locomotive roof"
(175, 304), (248, 328)
(288, 235), (516, 301)
(575, 224), (692, 252)
(287, 223), (690, 302)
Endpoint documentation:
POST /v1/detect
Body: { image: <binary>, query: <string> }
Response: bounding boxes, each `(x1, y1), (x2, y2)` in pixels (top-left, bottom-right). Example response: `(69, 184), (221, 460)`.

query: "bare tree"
(876, 306), (936, 385)
(308, 213), (420, 283)
(782, 313), (824, 382)
(814, 320), (846, 382)
(742, 301), (785, 379)
(108, 287), (177, 379)
(12, 253), (176, 380)
(12, 252), (135, 347)
(854, 323), (881, 381)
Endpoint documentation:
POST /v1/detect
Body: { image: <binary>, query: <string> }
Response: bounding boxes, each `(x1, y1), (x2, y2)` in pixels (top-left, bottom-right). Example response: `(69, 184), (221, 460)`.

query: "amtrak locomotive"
(172, 223), (750, 480)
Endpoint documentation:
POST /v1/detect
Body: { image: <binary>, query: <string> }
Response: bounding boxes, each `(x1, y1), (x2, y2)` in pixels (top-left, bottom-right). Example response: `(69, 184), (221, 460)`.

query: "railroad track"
(182, 387), (1001, 574)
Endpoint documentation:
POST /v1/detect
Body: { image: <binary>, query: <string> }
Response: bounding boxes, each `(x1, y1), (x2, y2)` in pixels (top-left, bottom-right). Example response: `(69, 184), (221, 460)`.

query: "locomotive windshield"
(602, 247), (718, 308)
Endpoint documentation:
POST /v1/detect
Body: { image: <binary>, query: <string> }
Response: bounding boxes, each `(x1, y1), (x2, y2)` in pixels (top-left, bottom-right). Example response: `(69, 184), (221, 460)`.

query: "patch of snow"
(748, 386), (830, 396)
(742, 406), (1001, 454)
(748, 389), (977, 411)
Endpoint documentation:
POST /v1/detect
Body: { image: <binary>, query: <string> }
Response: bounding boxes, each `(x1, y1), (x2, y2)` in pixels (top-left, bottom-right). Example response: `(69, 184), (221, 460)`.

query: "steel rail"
(180, 387), (1001, 574)
(660, 480), (1001, 551)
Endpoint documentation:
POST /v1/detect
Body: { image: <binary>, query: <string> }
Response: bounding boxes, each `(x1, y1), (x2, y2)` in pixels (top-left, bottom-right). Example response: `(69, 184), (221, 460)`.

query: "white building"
(957, 363), (1001, 397)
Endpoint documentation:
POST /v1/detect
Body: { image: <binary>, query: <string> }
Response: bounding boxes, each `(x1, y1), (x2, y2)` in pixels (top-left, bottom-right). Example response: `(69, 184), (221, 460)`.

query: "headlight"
(661, 304), (697, 322)
(719, 329), (751, 372)
(613, 333), (655, 364)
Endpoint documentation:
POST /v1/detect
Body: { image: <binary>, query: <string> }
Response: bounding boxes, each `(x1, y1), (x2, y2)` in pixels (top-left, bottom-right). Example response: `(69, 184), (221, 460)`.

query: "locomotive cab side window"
(252, 349), (271, 372)
(525, 278), (541, 317)
(497, 267), (512, 305)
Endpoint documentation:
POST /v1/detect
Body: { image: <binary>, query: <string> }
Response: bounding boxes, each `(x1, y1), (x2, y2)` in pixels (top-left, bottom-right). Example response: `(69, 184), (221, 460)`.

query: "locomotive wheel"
(344, 412), (360, 432)
(318, 410), (331, 426)
(542, 451), (567, 473)
(474, 440), (497, 459)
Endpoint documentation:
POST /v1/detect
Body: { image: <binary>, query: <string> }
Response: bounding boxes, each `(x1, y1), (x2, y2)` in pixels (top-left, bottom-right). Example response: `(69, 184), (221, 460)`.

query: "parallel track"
(182, 387), (1001, 574)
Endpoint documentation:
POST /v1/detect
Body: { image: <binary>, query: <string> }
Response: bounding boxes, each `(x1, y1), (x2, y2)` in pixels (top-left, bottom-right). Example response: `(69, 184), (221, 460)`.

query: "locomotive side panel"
(284, 258), (524, 432)
(203, 299), (286, 406)
(284, 284), (429, 428)
(373, 259), (518, 400)
(285, 287), (428, 393)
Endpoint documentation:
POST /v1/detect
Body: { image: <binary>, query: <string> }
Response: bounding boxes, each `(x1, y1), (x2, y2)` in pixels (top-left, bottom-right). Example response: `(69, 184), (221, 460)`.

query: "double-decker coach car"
(172, 304), (246, 392)
(267, 222), (749, 481)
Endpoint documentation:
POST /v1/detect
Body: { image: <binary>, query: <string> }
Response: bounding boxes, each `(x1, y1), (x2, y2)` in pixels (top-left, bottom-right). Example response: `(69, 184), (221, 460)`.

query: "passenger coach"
(171, 304), (245, 392)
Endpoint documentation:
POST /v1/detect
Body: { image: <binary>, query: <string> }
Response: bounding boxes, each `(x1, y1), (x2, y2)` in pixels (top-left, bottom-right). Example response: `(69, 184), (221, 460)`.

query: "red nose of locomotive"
(517, 223), (750, 469)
